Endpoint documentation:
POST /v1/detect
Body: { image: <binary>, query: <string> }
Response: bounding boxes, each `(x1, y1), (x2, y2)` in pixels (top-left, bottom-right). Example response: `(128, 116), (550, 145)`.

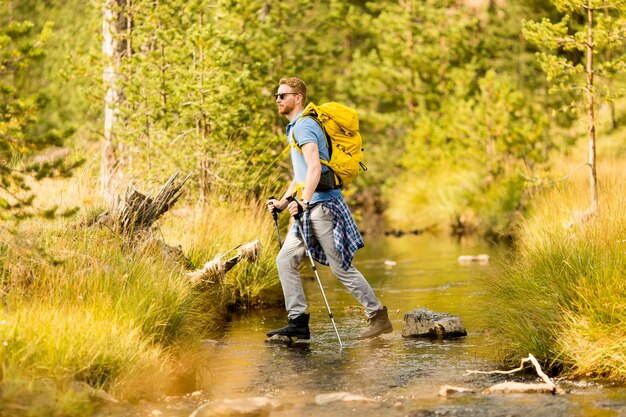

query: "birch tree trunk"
(101, 0), (129, 202)
(403, 0), (416, 120)
(585, 1), (599, 216)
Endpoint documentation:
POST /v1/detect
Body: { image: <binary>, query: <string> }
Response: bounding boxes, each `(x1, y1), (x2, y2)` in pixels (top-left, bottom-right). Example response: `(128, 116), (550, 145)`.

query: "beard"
(278, 101), (294, 115)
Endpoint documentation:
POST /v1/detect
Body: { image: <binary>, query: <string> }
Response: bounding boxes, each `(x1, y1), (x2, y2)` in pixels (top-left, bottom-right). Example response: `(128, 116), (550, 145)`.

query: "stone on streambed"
(314, 392), (378, 405)
(402, 308), (467, 339)
(438, 385), (475, 397)
(264, 334), (295, 346)
(189, 396), (272, 417)
(483, 382), (557, 395)
(458, 254), (490, 264)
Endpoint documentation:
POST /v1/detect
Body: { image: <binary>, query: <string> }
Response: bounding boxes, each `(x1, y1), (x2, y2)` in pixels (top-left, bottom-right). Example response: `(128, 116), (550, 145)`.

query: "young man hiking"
(266, 77), (393, 341)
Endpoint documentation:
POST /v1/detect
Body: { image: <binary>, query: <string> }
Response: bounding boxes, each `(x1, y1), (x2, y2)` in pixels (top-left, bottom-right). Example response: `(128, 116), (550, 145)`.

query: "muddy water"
(100, 234), (626, 417)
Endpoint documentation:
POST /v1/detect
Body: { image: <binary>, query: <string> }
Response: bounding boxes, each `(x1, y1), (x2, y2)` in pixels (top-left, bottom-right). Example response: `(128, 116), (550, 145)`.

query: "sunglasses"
(273, 92), (299, 100)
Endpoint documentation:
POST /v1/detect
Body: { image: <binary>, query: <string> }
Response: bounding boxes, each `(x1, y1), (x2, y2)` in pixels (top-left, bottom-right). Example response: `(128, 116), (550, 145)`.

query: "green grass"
(160, 195), (281, 307)
(486, 157), (626, 381)
(0, 172), (282, 416)
(383, 166), (481, 233)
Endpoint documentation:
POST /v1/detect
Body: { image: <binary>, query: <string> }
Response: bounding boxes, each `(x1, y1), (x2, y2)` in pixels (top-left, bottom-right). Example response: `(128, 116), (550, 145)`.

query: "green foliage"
(5, 0), (102, 134)
(92, 0), (571, 236)
(0, 9), (84, 220)
(384, 66), (550, 237)
(0, 20), (57, 156)
(523, 0), (626, 107)
(114, 1), (292, 195)
(4, 0), (616, 236)
(328, 1), (555, 236)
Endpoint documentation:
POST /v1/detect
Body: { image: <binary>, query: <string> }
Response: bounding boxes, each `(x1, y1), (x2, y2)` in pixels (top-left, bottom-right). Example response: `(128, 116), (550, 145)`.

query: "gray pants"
(276, 204), (382, 319)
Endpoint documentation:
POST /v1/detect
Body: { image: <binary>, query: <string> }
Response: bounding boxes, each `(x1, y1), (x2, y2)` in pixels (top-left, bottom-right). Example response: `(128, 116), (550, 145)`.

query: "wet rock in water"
(483, 382), (557, 394)
(402, 308), (467, 339)
(438, 385), (475, 397)
(200, 339), (222, 348)
(314, 392), (378, 405)
(264, 334), (294, 346)
(189, 397), (272, 417)
(458, 254), (489, 264)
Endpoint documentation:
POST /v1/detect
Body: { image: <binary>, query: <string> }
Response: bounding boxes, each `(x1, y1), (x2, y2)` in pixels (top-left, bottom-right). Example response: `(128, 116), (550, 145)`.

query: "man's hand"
(266, 197), (288, 214)
(287, 199), (307, 217)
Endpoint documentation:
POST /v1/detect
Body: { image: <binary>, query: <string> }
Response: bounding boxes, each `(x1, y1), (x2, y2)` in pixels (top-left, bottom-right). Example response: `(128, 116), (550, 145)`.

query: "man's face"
(275, 84), (300, 115)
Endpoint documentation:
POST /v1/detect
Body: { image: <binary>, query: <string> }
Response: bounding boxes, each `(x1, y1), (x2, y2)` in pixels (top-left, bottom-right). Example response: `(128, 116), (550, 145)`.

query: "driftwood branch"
(465, 353), (565, 394)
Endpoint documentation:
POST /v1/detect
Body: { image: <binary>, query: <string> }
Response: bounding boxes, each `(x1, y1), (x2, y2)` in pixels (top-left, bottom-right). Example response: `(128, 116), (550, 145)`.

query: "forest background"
(1, 0), (626, 415)
(7, 0), (614, 238)
(3, 0), (625, 237)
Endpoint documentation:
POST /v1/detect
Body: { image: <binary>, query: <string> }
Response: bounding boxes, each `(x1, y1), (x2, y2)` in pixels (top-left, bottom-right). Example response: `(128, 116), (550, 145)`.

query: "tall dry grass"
(487, 154), (626, 381)
(0, 161), (281, 416)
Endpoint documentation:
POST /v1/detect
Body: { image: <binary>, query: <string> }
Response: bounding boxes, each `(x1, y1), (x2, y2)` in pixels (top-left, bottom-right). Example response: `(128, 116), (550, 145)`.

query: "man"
(266, 77), (393, 340)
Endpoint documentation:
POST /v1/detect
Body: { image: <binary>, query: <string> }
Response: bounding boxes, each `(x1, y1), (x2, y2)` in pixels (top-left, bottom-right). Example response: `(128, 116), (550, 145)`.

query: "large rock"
(189, 397), (272, 417)
(401, 308), (467, 339)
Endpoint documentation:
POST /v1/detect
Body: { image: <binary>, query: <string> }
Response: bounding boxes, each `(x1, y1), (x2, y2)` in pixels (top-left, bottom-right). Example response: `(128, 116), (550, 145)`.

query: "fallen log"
(90, 172), (261, 284)
(109, 171), (191, 235)
(186, 240), (261, 287)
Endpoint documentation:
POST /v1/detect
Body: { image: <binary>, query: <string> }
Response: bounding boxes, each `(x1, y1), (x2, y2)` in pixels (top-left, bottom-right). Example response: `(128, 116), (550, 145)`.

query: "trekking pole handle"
(267, 195), (284, 220)
(285, 195), (304, 220)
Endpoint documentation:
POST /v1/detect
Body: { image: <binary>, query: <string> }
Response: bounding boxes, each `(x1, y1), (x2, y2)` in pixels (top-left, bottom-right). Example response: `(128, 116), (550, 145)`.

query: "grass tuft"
(486, 157), (626, 381)
(0, 172), (282, 415)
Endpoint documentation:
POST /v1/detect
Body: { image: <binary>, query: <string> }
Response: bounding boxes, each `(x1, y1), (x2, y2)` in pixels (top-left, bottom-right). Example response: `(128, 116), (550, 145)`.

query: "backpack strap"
(289, 114), (333, 165)
(284, 113), (341, 190)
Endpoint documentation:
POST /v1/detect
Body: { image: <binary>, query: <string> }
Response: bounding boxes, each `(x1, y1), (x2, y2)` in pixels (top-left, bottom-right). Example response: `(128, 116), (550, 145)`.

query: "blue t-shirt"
(286, 110), (342, 204)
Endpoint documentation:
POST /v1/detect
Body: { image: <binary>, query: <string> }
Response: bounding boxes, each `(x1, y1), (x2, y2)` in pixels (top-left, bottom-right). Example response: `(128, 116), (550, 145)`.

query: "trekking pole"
(268, 195), (283, 247)
(291, 201), (343, 349)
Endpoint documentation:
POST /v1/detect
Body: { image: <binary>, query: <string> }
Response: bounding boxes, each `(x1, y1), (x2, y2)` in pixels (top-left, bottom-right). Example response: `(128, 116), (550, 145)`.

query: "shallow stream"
(100, 234), (626, 417)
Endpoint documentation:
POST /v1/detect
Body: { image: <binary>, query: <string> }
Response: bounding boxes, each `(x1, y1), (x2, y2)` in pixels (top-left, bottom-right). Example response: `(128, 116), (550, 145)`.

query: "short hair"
(279, 77), (307, 102)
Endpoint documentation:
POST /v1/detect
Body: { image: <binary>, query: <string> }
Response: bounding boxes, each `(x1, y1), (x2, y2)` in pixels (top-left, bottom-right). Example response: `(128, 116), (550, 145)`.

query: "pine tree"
(0, 13), (81, 219)
(523, 0), (626, 216)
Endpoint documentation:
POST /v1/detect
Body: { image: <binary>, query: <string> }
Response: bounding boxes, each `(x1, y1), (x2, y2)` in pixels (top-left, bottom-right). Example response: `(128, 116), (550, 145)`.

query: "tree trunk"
(586, 2), (599, 216)
(101, 0), (130, 202)
(403, 0), (416, 120)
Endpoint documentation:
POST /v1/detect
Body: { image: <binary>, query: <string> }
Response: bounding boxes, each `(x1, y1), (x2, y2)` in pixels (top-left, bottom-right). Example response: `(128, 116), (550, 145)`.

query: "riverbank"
(2, 146), (625, 417)
(99, 233), (626, 417)
(486, 156), (626, 382)
(0, 173), (281, 416)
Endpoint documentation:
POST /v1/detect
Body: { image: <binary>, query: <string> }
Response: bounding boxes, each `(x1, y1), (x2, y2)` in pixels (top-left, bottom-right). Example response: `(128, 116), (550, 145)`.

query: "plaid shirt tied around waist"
(292, 196), (364, 271)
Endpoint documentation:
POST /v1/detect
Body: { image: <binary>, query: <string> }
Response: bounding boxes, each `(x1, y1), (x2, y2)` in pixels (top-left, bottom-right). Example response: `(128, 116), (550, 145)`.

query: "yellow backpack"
(290, 102), (367, 188)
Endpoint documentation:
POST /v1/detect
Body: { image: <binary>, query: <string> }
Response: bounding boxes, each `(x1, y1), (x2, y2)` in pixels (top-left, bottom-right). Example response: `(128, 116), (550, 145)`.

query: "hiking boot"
(267, 313), (310, 340)
(357, 306), (393, 339)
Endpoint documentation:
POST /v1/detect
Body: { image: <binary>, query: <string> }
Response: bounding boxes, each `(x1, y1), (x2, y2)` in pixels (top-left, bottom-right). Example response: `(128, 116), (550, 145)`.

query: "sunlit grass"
(0, 224), (195, 414)
(383, 163), (526, 239)
(487, 156), (626, 381)
(0, 166), (282, 415)
(160, 193), (281, 307)
(383, 166), (481, 232)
